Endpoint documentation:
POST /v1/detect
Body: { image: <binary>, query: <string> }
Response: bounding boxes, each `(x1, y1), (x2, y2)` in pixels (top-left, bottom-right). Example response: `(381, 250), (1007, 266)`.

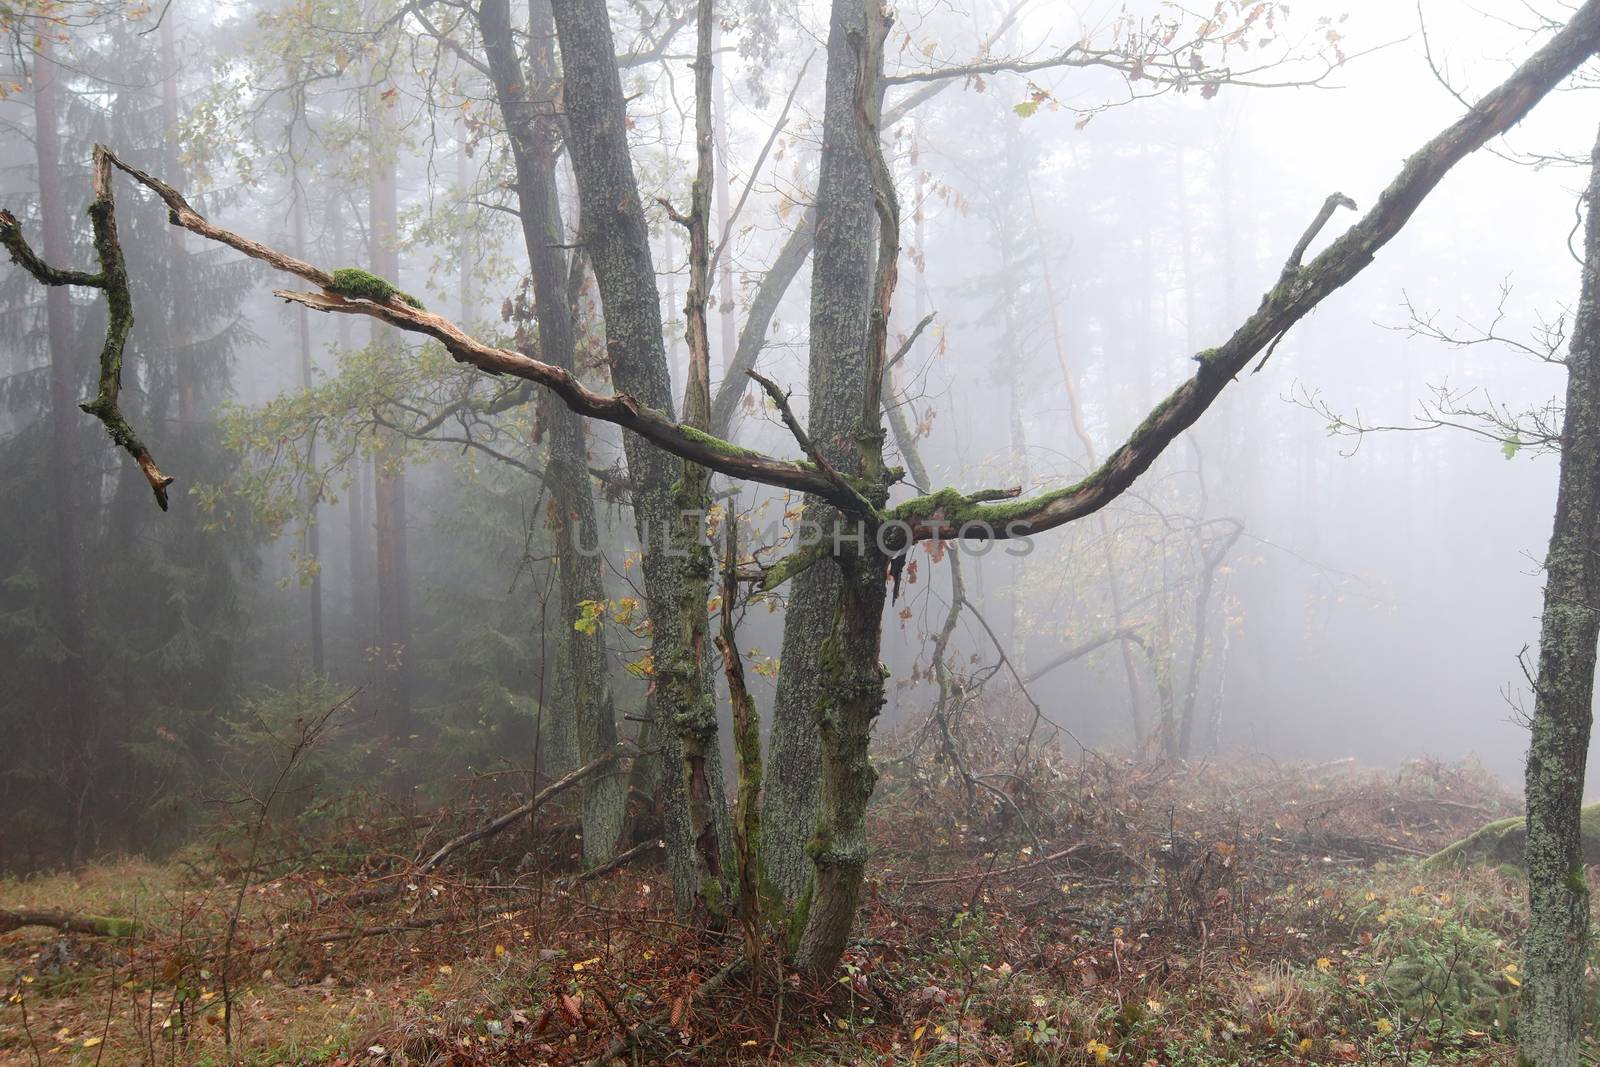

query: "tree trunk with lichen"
(481, 0), (624, 863)
(792, 544), (888, 978)
(1517, 122), (1600, 1067)
(764, 0), (877, 908)
(551, 0), (730, 906)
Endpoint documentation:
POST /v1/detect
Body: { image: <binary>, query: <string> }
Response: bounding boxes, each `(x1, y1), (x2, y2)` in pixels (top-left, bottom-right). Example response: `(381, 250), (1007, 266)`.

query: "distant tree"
(0, 16), (255, 864)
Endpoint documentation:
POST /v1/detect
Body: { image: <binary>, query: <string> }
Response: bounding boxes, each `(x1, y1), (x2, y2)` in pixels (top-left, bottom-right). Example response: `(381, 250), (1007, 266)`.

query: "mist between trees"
(2, 0), (1600, 1064)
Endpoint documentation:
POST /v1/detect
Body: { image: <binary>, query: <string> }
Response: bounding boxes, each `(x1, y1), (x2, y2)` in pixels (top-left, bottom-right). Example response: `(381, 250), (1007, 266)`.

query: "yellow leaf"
(83, 1037), (103, 1048)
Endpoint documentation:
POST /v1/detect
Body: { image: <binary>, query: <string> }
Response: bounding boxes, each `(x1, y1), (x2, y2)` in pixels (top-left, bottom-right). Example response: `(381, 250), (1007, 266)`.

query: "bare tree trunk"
(792, 543), (888, 977)
(367, 101), (412, 747)
(764, 0), (877, 907)
(480, 0), (624, 864)
(656, 0), (729, 906)
(1518, 121), (1600, 1067)
(291, 183), (324, 676)
(160, 12), (195, 429)
(1176, 519), (1241, 759)
(33, 37), (90, 864)
(713, 24), (738, 377)
(1024, 174), (1145, 741)
(328, 197), (373, 681)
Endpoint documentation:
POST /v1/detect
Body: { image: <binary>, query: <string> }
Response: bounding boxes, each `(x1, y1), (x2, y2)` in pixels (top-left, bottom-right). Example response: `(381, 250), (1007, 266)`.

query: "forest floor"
(1, 728), (1595, 1066)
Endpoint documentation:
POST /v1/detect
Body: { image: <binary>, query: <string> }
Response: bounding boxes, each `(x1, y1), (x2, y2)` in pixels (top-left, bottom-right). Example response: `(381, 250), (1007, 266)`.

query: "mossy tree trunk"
(1518, 122), (1600, 1067)
(764, 0), (877, 908)
(792, 543), (889, 978)
(481, 0), (625, 864)
(551, 0), (731, 906)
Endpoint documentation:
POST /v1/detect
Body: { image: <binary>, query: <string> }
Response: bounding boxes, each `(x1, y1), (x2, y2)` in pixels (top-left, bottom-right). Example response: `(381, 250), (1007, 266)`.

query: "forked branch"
(0, 147), (174, 508)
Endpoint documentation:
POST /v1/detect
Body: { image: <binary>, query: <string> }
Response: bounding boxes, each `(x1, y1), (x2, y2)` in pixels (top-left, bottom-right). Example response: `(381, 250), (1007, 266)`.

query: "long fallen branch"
(557, 836), (663, 887)
(0, 909), (140, 938)
(339, 747), (627, 909)
(415, 746), (629, 875)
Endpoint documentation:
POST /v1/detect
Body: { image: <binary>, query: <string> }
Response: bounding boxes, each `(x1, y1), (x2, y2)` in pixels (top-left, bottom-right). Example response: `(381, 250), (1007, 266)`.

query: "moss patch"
(328, 267), (424, 310)
(1424, 803), (1600, 869)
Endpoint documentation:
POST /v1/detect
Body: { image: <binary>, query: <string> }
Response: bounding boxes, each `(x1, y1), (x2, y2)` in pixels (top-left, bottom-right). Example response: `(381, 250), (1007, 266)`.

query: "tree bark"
(291, 183), (325, 677)
(481, 0), (624, 865)
(550, 0), (730, 906)
(764, 0), (877, 906)
(1518, 121), (1600, 1067)
(331, 199), (373, 679)
(367, 101), (412, 747)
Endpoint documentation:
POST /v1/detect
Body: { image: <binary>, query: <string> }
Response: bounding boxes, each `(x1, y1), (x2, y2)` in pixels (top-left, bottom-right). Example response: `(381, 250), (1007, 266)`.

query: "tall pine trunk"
(1518, 122), (1600, 1067)
(33, 38), (91, 864)
(367, 100), (412, 748)
(291, 184), (324, 676)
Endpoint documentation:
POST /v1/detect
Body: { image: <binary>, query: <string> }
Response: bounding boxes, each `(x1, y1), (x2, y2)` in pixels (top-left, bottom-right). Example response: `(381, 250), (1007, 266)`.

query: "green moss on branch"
(328, 267), (424, 309)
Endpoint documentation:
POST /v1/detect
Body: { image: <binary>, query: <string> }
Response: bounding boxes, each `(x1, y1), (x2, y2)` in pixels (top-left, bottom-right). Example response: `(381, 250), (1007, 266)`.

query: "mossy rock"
(1423, 804), (1600, 869)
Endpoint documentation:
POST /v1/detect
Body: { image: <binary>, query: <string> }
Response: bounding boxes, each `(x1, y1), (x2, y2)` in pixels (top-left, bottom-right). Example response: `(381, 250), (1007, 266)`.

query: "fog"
(1, 0), (1596, 871)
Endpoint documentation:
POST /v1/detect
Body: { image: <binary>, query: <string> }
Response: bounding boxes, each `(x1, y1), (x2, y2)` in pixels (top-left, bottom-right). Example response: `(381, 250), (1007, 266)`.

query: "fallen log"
(1424, 803), (1600, 868)
(0, 909), (139, 938)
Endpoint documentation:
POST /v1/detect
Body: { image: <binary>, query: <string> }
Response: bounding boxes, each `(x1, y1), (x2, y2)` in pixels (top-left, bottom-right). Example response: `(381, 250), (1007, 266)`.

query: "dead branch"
(747, 368), (876, 515)
(89, 149), (868, 518)
(894, 844), (1084, 888)
(558, 837), (664, 887)
(889, 4), (1600, 542)
(416, 745), (628, 875)
(582, 957), (749, 1067)
(0, 147), (173, 508)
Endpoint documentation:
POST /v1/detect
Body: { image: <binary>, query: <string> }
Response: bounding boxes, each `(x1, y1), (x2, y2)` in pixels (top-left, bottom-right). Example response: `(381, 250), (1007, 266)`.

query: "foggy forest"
(2, 0), (1600, 1062)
